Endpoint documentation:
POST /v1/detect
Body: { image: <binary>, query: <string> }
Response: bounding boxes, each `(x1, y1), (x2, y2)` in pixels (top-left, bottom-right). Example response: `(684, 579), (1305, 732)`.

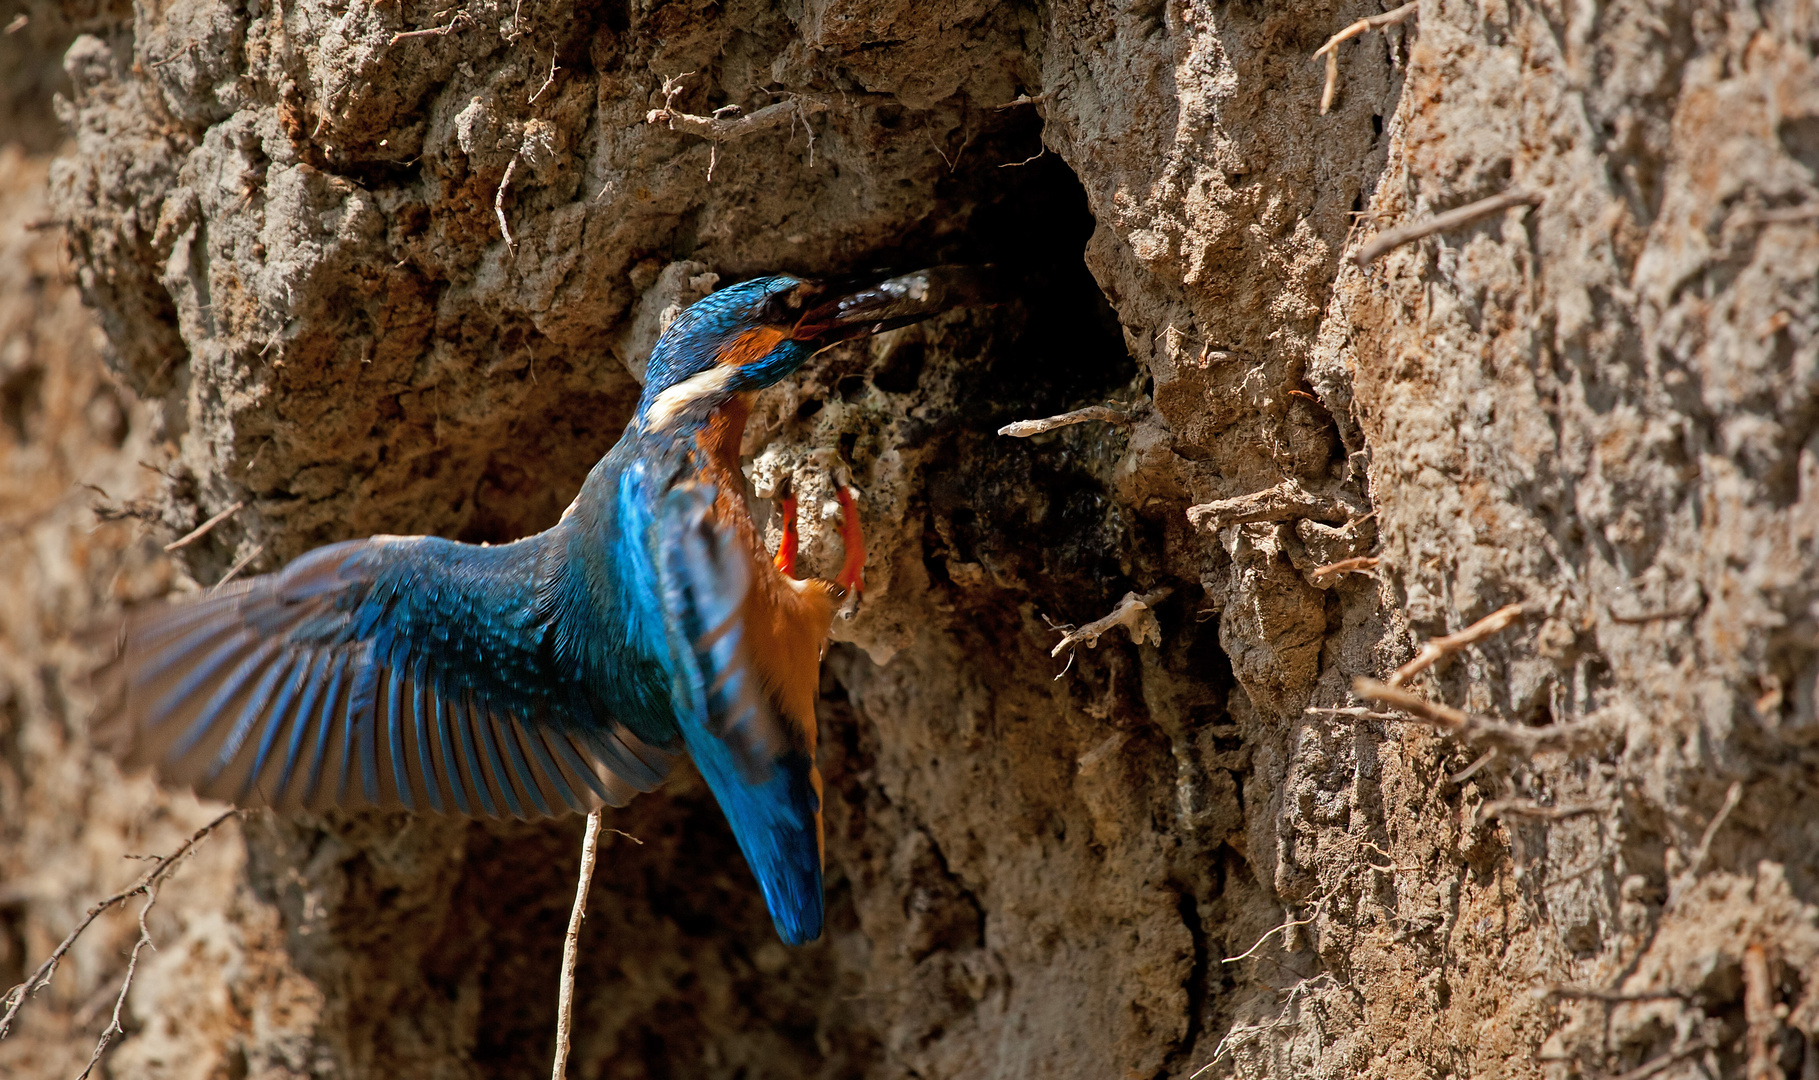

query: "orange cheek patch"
(716, 326), (789, 368)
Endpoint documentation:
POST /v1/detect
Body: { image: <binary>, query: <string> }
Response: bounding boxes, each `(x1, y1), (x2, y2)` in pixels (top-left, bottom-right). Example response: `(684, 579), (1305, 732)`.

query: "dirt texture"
(3, 0), (1818, 1077)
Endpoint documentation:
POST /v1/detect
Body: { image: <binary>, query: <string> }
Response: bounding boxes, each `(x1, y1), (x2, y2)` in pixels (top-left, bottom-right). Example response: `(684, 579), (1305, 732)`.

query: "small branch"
(1354, 188), (1543, 267)
(1352, 678), (1604, 753)
(551, 811), (602, 1080)
(647, 97), (828, 142)
(1050, 588), (1172, 661)
(496, 156), (520, 252)
(162, 499), (246, 552)
(389, 11), (473, 44)
(998, 404), (1133, 438)
(0, 810), (238, 1040)
(1309, 555), (1379, 579)
(1186, 479), (1367, 532)
(1314, 1), (1418, 114)
(211, 543), (265, 592)
(1386, 602), (1527, 686)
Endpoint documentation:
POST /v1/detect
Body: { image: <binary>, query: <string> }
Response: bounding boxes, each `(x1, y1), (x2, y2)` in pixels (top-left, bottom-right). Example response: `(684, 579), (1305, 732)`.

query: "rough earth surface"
(2, 0), (1818, 1077)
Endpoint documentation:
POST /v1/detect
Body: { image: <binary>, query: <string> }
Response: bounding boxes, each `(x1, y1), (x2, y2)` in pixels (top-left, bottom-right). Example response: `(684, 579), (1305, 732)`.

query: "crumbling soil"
(2, 0), (1817, 1077)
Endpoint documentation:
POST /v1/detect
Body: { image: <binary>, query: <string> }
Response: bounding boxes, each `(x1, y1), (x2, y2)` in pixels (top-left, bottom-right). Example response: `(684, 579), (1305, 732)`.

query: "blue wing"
(657, 484), (825, 944)
(94, 534), (675, 819)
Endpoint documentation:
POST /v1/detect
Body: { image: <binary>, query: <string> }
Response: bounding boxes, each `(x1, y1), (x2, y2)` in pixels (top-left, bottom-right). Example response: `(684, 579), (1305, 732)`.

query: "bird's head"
(637, 267), (992, 433)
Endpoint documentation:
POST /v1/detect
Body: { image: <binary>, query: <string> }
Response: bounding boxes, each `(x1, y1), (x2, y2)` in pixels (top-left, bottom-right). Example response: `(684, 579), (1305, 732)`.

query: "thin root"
(163, 499), (246, 552)
(1314, 1), (1418, 114)
(1354, 187), (1543, 267)
(1352, 678), (1606, 754)
(0, 810), (239, 1041)
(496, 155), (520, 251)
(1386, 602), (1528, 686)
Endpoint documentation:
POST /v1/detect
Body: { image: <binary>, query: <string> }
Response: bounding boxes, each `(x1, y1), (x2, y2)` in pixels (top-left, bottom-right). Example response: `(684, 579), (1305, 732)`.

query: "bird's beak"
(792, 266), (1001, 343)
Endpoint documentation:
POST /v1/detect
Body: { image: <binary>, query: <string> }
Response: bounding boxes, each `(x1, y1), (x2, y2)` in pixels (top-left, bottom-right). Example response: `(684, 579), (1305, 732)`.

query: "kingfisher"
(94, 267), (989, 945)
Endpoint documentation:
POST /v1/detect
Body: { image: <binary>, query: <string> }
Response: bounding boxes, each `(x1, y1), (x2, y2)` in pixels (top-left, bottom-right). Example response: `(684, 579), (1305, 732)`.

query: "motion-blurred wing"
(657, 484), (824, 944)
(94, 535), (675, 819)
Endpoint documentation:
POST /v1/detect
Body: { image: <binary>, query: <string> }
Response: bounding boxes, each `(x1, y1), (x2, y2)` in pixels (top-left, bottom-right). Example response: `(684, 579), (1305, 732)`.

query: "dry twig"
(998, 404), (1133, 438)
(1314, 1), (1418, 114)
(551, 811), (601, 1080)
(162, 499), (245, 552)
(1354, 188), (1542, 266)
(1387, 602), (1527, 686)
(0, 809), (239, 1041)
(1186, 479), (1367, 533)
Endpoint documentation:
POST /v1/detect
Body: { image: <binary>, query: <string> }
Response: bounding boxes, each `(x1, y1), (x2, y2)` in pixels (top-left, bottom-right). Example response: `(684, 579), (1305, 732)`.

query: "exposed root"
(1314, 1), (1418, 114)
(1744, 943), (1780, 1080)
(162, 498), (245, 552)
(1541, 984), (1689, 1004)
(1478, 797), (1605, 825)
(1354, 187), (1542, 267)
(389, 11), (474, 45)
(1186, 479), (1367, 532)
(998, 403), (1133, 438)
(529, 53), (559, 105)
(1386, 601), (1528, 686)
(1352, 678), (1606, 753)
(495, 155), (520, 251)
(1309, 555), (1379, 580)
(1049, 587), (1172, 661)
(994, 90), (1055, 109)
(647, 95), (829, 144)
(73, 890), (157, 1080)
(0, 810), (239, 1042)
(211, 542), (265, 592)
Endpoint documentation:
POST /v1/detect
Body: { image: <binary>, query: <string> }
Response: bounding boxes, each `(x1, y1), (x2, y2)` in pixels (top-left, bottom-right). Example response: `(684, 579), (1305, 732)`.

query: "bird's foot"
(835, 480), (865, 597)
(773, 478), (800, 578)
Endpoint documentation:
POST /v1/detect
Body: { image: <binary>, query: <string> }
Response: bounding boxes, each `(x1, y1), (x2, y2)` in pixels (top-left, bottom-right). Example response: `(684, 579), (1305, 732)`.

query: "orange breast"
(694, 395), (840, 757)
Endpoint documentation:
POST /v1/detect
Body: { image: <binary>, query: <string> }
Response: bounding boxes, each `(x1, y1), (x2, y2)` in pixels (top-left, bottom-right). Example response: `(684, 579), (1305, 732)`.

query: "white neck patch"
(644, 365), (738, 433)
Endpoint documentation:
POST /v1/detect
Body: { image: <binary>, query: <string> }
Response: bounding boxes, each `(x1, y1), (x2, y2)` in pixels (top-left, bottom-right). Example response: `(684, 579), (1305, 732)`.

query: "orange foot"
(773, 478), (800, 578)
(836, 481), (865, 596)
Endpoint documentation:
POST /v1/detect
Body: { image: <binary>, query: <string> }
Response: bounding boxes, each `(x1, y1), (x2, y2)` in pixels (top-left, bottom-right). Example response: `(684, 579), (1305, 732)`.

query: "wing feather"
(95, 534), (676, 820)
(657, 483), (824, 944)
